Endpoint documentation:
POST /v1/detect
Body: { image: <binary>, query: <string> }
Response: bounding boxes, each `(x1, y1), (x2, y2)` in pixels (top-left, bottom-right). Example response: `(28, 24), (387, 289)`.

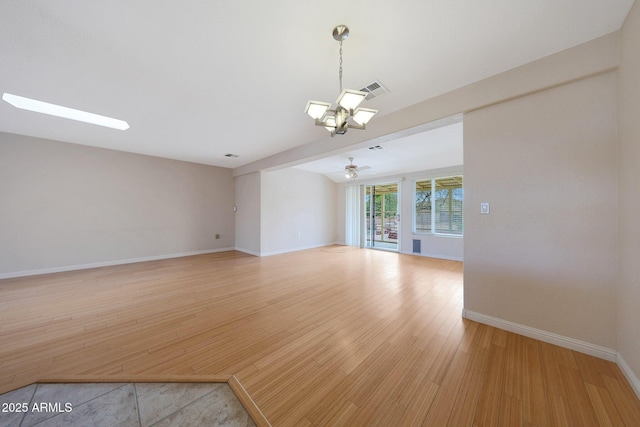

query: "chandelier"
(305, 25), (378, 137)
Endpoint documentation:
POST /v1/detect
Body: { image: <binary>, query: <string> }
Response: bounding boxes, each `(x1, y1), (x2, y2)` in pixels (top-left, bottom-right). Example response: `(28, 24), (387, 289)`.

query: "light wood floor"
(1, 246), (639, 426)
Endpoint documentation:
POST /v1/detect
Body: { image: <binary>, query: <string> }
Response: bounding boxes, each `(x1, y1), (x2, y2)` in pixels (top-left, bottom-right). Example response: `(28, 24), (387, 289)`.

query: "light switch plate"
(480, 202), (490, 214)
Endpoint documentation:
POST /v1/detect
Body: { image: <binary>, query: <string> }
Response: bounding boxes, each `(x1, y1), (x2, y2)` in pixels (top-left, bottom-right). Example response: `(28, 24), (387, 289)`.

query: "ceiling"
(0, 1), (635, 175)
(294, 120), (463, 183)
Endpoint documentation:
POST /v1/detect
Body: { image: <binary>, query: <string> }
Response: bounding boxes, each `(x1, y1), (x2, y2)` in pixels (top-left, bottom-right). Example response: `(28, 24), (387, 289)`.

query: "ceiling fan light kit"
(345, 157), (359, 179)
(305, 25), (378, 137)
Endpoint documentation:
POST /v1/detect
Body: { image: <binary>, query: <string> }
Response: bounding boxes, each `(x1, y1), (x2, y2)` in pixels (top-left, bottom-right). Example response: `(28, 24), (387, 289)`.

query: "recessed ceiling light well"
(2, 93), (130, 130)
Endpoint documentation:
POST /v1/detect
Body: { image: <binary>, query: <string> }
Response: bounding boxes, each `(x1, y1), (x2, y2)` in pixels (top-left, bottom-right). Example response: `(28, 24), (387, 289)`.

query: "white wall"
(463, 72), (618, 350)
(260, 168), (337, 255)
(617, 0), (640, 393)
(0, 132), (235, 277)
(234, 171), (261, 255)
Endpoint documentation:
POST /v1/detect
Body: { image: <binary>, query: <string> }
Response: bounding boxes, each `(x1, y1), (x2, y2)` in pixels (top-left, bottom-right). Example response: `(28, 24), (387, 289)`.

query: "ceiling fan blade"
(357, 168), (376, 175)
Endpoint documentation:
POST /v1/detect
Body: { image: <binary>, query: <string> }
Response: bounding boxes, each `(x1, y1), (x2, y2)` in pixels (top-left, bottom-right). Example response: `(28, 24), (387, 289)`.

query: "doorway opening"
(365, 182), (399, 251)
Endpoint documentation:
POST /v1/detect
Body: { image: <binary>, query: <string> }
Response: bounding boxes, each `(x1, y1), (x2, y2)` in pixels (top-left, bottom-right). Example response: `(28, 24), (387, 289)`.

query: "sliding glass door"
(365, 182), (399, 251)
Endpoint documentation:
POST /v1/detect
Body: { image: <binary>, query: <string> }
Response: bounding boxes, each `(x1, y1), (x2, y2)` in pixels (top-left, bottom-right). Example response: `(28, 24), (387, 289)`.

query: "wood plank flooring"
(1, 246), (639, 426)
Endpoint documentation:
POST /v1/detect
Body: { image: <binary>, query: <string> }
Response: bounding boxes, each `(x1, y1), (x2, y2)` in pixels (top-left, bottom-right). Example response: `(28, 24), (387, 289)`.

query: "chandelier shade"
(304, 101), (331, 120)
(353, 107), (377, 125)
(322, 114), (337, 132)
(336, 89), (367, 111)
(305, 25), (378, 137)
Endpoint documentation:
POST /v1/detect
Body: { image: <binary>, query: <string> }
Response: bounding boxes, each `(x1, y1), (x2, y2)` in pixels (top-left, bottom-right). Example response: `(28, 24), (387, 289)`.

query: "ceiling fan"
(343, 157), (371, 179)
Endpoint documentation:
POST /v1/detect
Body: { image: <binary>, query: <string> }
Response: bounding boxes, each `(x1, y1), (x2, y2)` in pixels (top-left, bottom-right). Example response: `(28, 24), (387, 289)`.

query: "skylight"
(2, 93), (130, 130)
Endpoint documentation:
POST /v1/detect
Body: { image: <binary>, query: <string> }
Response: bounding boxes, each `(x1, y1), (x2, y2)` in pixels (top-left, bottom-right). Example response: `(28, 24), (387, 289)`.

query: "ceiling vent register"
(359, 81), (390, 101)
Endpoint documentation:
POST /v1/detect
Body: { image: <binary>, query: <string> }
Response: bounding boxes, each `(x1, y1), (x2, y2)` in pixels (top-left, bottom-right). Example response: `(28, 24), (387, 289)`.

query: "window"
(414, 175), (463, 236)
(415, 180), (432, 233)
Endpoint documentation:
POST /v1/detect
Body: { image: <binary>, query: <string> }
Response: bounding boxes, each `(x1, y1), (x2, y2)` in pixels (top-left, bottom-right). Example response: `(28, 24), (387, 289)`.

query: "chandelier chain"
(339, 40), (343, 93)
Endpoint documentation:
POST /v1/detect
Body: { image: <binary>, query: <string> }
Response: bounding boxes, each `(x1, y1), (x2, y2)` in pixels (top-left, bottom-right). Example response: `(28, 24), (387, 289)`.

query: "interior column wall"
(463, 72), (618, 349)
(617, 0), (640, 391)
(260, 168), (337, 256)
(234, 171), (261, 255)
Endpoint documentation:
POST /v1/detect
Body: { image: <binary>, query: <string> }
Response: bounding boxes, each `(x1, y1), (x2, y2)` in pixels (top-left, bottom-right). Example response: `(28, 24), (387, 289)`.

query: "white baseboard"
(463, 309), (640, 399)
(258, 242), (339, 257)
(0, 247), (235, 280)
(400, 249), (463, 262)
(233, 247), (261, 257)
(462, 309), (618, 362)
(616, 352), (640, 399)
(234, 242), (339, 257)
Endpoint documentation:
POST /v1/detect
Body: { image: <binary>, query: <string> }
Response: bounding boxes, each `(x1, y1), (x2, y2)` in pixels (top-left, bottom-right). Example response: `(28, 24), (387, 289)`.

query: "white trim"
(411, 232), (464, 239)
(400, 250), (463, 262)
(234, 242), (340, 257)
(616, 352), (640, 399)
(259, 242), (338, 257)
(0, 248), (235, 279)
(234, 247), (261, 257)
(461, 309), (617, 362)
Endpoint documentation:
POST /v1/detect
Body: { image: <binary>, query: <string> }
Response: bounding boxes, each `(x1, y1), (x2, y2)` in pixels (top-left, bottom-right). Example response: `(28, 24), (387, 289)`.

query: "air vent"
(368, 145), (385, 150)
(359, 80), (390, 101)
(224, 153), (239, 158)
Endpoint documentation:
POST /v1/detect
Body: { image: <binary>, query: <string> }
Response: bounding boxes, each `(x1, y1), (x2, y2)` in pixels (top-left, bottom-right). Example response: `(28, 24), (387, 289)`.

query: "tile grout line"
(146, 388), (219, 426)
(17, 383), (37, 427)
(133, 383), (142, 427)
(24, 383), (132, 426)
(3, 382), (258, 427)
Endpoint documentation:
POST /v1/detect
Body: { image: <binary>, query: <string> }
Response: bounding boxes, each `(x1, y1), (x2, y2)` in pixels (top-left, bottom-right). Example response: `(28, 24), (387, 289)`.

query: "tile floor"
(0, 382), (256, 427)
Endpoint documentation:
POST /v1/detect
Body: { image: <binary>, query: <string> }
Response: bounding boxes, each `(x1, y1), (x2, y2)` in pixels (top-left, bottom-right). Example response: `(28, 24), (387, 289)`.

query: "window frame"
(413, 175), (463, 237)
